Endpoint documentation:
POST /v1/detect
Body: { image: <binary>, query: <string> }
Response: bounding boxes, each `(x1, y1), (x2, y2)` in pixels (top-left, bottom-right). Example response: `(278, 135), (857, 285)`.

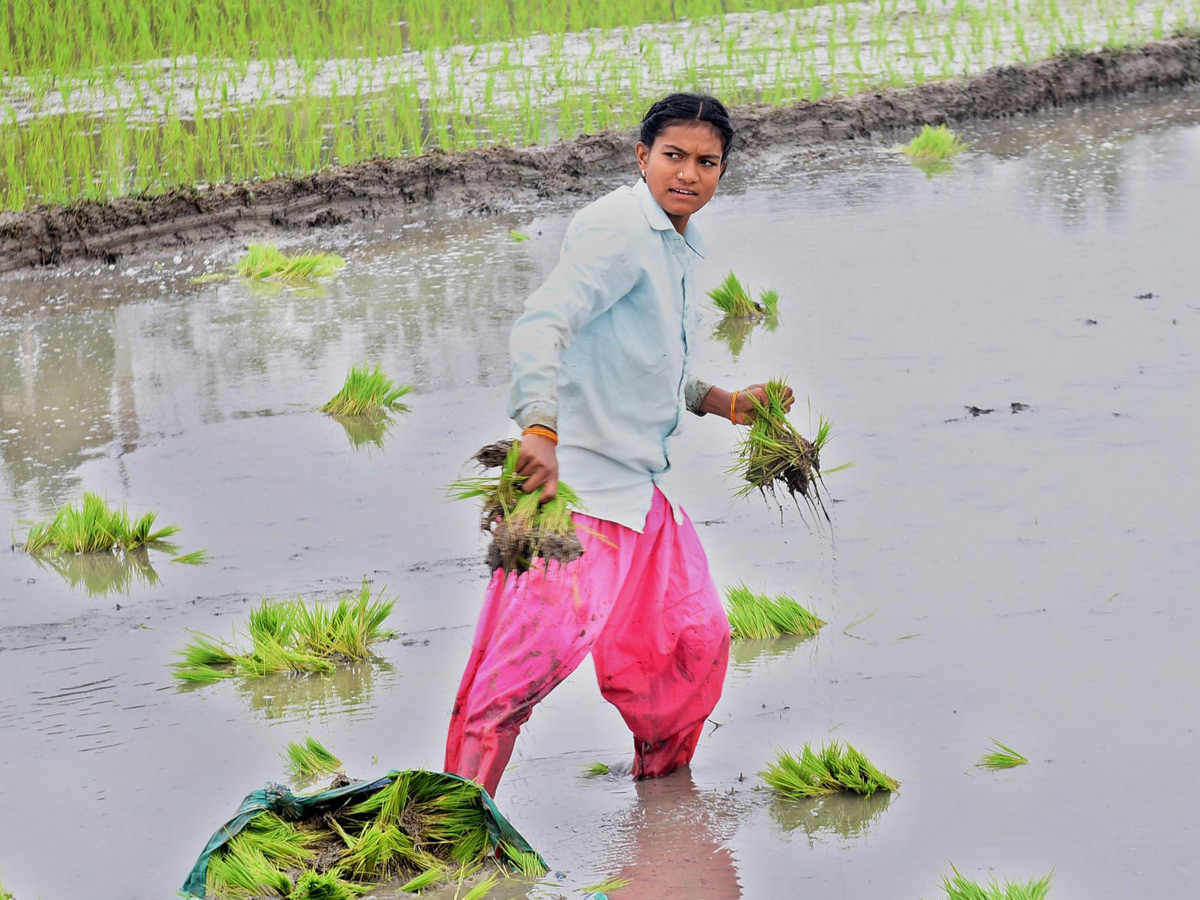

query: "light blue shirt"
(508, 178), (713, 532)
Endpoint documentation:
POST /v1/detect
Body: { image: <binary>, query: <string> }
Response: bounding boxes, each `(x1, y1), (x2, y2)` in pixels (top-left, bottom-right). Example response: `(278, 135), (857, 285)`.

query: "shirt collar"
(632, 178), (707, 259)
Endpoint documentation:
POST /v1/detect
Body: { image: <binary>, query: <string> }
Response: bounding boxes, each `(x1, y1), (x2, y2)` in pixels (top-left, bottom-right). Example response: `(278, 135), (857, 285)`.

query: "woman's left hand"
(733, 382), (794, 426)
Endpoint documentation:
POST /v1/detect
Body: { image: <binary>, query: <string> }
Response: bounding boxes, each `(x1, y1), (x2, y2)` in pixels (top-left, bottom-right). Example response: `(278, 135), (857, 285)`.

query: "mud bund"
(2, 34), (1198, 273)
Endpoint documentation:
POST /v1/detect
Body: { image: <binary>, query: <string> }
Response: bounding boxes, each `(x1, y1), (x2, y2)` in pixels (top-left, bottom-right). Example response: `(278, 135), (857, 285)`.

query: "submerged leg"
(592, 491), (731, 780)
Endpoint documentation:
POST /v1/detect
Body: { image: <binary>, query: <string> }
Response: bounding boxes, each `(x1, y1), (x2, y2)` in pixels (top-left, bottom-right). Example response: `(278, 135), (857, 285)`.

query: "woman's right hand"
(517, 433), (559, 501)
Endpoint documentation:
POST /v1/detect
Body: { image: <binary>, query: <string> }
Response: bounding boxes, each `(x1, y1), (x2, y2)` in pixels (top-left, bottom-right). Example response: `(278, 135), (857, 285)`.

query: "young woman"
(444, 93), (794, 796)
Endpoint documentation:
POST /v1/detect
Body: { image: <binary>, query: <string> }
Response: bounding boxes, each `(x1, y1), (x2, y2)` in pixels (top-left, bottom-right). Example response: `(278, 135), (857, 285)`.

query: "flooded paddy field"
(2, 87), (1199, 899)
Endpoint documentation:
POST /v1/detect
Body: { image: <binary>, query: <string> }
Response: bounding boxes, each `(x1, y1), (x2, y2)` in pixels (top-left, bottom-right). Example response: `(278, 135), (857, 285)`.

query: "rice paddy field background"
(1, 82), (1198, 897)
(2, 0), (1200, 209)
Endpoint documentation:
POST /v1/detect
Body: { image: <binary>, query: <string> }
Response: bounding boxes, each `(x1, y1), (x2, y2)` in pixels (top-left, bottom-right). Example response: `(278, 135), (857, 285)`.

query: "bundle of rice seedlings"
(321, 363), (412, 418)
(732, 379), (836, 521)
(977, 739), (1029, 770)
(235, 244), (346, 282)
(284, 738), (343, 779)
(723, 584), (825, 640)
(901, 124), (969, 163)
(172, 580), (395, 684)
(760, 742), (899, 799)
(583, 762), (611, 777)
(17, 491), (180, 555)
(449, 439), (585, 575)
(583, 876), (632, 895)
(201, 770), (546, 900)
(707, 271), (778, 320)
(925, 865), (1053, 900)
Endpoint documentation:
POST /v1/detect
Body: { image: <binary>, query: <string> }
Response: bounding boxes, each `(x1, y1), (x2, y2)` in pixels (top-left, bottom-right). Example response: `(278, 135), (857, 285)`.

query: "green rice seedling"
(732, 379), (833, 521)
(583, 761), (611, 776)
(501, 843), (548, 878)
(171, 580), (395, 684)
(508, 230), (531, 241)
(206, 815), (308, 898)
(924, 865), (1053, 900)
(234, 244), (345, 282)
(977, 739), (1029, 770)
(17, 491), (179, 555)
(449, 439), (586, 575)
(322, 363), (413, 418)
(171, 550), (209, 565)
(459, 872), (500, 900)
(723, 584), (825, 640)
(397, 866), (444, 892)
(760, 742), (900, 799)
(708, 271), (773, 319)
(582, 876), (632, 894)
(285, 737), (343, 778)
(290, 869), (368, 900)
(0, 873), (12, 900)
(901, 124), (969, 165)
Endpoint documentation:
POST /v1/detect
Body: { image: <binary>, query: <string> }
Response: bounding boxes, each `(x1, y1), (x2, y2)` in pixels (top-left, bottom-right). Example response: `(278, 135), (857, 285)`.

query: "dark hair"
(639, 93), (735, 160)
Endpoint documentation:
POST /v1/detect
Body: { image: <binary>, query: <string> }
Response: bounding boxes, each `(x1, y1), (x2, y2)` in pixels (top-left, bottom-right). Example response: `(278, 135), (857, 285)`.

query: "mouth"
(668, 187), (698, 197)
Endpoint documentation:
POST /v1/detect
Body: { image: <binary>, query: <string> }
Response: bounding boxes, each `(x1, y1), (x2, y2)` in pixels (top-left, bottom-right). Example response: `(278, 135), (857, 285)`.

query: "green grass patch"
(732, 379), (835, 520)
(16, 490), (179, 554)
(172, 580), (395, 684)
(322, 363), (413, 418)
(761, 741), (899, 799)
(235, 244), (345, 282)
(977, 739), (1029, 770)
(449, 439), (585, 575)
(707, 271), (778, 319)
(284, 737), (344, 778)
(724, 584), (824, 640)
(925, 865), (1053, 900)
(583, 761), (611, 776)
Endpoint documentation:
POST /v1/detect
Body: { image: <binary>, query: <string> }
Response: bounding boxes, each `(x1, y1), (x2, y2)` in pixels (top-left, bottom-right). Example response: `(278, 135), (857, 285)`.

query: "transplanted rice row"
(172, 580), (395, 684)
(724, 584), (825, 640)
(924, 865), (1054, 900)
(761, 741), (900, 798)
(3, 1), (1197, 210)
(449, 439), (585, 575)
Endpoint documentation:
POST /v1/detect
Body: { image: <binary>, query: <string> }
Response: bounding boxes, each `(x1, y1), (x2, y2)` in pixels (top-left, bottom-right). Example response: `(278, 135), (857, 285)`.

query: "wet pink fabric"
(444, 488), (730, 796)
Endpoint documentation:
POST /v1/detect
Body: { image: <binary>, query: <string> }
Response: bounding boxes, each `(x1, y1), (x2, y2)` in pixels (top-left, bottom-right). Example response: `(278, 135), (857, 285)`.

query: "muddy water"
(2, 88), (1199, 900)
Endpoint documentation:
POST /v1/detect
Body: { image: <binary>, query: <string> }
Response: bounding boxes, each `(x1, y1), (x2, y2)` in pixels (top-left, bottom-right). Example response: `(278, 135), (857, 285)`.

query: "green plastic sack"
(180, 770), (544, 898)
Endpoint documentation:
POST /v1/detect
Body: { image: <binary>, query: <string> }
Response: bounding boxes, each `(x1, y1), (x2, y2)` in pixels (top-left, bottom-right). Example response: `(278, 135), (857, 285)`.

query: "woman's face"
(636, 122), (726, 229)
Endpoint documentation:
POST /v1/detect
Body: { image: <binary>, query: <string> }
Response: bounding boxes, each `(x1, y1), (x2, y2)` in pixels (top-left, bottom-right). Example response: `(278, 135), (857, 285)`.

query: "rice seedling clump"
(977, 739), (1029, 770)
(321, 363), (412, 418)
(708, 271), (778, 320)
(925, 865), (1053, 900)
(0, 874), (12, 900)
(902, 124), (969, 163)
(285, 737), (344, 779)
(16, 491), (180, 555)
(172, 580), (395, 684)
(761, 742), (899, 799)
(235, 244), (346, 282)
(724, 584), (825, 640)
(449, 439), (585, 575)
(203, 771), (546, 900)
(733, 379), (833, 520)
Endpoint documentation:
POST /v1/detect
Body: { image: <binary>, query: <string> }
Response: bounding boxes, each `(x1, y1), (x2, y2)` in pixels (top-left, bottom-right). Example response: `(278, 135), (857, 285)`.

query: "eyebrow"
(660, 143), (722, 161)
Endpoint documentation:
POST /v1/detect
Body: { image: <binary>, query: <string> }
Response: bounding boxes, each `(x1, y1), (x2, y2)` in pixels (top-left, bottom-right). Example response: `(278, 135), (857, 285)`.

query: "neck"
(667, 211), (689, 234)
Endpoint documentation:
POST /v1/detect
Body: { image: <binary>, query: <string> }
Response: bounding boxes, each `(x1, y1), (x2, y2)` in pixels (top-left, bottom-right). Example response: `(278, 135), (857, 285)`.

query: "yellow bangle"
(730, 390), (739, 424)
(522, 425), (558, 445)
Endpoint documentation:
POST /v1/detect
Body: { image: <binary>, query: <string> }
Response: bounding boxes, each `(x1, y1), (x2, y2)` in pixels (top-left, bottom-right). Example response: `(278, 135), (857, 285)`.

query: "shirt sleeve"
(508, 213), (642, 431)
(684, 375), (714, 417)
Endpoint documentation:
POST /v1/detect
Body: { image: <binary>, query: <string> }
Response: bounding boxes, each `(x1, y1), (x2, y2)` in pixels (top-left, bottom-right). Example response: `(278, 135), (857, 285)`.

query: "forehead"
(654, 121), (725, 156)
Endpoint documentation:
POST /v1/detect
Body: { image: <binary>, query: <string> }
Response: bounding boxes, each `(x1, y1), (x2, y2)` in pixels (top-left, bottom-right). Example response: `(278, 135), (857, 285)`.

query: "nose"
(677, 161), (699, 183)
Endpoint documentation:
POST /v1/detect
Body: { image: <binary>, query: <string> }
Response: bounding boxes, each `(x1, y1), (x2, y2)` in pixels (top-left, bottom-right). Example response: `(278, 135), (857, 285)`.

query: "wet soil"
(2, 35), (1199, 274)
(0, 87), (1198, 900)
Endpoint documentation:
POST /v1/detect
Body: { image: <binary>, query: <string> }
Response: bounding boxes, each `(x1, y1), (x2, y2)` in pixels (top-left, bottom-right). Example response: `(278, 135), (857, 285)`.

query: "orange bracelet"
(522, 425), (559, 445)
(730, 390), (739, 424)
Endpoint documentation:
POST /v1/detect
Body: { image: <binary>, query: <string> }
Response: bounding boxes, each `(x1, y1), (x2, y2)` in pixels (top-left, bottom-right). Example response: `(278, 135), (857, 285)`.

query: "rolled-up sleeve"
(508, 216), (641, 430)
(684, 375), (714, 416)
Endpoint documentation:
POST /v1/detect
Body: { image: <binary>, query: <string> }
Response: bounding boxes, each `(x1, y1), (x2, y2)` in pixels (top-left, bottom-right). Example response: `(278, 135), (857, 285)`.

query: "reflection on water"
(768, 790), (894, 846)
(29, 547), (162, 596)
(728, 633), (817, 672)
(710, 313), (778, 361)
(233, 658), (392, 722)
(330, 411), (396, 451)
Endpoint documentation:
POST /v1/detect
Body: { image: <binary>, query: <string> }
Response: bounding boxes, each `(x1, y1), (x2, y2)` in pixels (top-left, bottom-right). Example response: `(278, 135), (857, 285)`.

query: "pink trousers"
(444, 488), (731, 796)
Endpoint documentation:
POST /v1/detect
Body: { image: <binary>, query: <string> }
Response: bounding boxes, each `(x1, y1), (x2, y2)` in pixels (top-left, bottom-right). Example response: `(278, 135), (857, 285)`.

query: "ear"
(635, 141), (650, 173)
(718, 159), (729, 180)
